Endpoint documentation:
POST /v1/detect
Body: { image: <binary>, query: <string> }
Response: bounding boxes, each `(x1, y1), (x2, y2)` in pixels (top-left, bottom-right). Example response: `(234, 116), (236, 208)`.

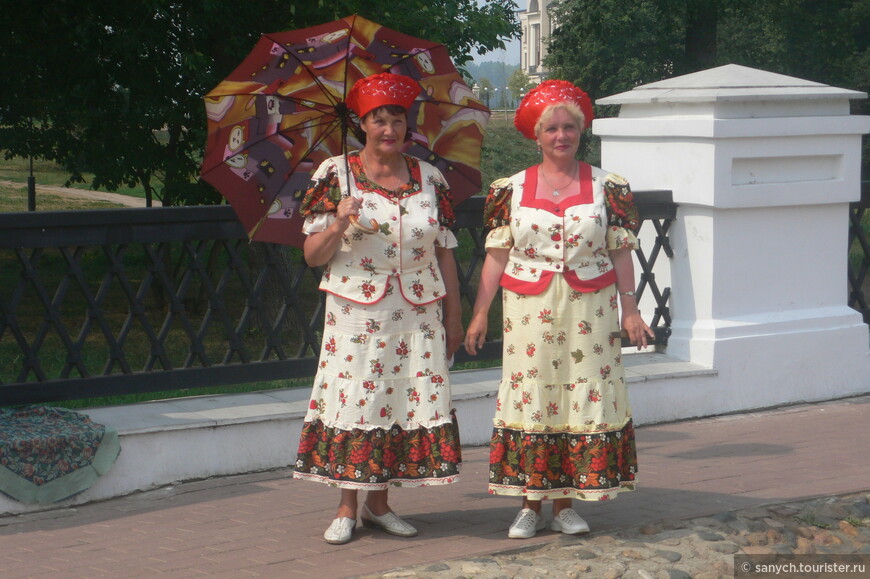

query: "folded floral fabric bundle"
(0, 405), (120, 504)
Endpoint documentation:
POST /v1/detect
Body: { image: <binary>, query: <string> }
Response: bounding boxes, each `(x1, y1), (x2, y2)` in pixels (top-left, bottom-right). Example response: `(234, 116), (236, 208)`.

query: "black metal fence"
(849, 182), (870, 324)
(0, 190), (677, 406)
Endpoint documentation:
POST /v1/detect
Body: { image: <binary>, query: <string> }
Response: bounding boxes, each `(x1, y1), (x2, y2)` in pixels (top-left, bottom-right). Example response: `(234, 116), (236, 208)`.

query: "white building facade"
(519, 0), (555, 84)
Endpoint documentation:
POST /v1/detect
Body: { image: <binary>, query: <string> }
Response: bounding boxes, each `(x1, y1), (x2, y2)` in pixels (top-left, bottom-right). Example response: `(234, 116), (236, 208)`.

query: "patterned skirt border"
(487, 480), (636, 501)
(292, 469), (461, 490)
(294, 411), (462, 489)
(488, 420), (638, 502)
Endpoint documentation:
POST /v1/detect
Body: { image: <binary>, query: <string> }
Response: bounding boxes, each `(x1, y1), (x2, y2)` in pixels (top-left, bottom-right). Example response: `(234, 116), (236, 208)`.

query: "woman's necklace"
(539, 162), (578, 197)
(361, 150), (403, 191)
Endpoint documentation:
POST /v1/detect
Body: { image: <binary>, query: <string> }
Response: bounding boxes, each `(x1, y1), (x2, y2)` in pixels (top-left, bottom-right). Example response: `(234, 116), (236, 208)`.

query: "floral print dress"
(293, 152), (461, 490)
(485, 164), (640, 501)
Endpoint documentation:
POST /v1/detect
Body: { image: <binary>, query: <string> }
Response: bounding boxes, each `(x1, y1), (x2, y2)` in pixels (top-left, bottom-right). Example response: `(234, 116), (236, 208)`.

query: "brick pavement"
(0, 394), (868, 578)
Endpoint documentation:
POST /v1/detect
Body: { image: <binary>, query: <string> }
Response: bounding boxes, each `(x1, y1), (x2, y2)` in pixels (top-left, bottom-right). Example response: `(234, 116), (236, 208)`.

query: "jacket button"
(555, 244), (561, 249)
(391, 216), (397, 221)
(555, 264), (562, 269)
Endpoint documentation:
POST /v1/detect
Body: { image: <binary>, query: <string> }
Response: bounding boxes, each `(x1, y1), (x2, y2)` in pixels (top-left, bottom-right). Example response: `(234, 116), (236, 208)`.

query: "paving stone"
(852, 501), (870, 517)
(653, 549), (683, 563)
(762, 517), (784, 528)
(795, 536), (816, 554)
(709, 542), (739, 554)
(658, 538), (683, 547)
(712, 512), (736, 523)
(839, 520), (860, 536)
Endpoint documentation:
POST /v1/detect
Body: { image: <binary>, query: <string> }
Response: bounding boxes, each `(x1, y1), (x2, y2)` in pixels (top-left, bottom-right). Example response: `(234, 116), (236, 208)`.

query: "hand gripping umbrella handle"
(349, 215), (380, 234)
(338, 110), (378, 235)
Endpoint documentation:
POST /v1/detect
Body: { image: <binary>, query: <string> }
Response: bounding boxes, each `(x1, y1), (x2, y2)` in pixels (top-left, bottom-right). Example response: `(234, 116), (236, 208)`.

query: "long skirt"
(488, 276), (637, 501)
(294, 283), (461, 490)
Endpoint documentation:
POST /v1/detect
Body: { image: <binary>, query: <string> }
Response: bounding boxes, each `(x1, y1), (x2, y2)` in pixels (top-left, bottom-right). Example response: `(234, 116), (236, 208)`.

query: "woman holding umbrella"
(464, 80), (654, 539)
(293, 73), (464, 545)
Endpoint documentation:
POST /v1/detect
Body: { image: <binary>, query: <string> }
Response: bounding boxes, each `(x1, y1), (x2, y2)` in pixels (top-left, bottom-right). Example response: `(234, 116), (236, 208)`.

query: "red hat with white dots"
(514, 79), (594, 140)
(346, 72), (420, 119)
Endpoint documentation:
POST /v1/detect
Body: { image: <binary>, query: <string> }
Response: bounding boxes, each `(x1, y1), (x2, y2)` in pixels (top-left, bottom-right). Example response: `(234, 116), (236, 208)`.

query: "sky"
(473, 37), (521, 66)
(470, 0), (523, 65)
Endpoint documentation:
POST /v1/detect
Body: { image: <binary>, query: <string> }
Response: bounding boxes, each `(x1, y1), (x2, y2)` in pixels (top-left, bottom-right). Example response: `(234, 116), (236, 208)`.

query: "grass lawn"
(0, 154), (151, 200)
(0, 181), (127, 212)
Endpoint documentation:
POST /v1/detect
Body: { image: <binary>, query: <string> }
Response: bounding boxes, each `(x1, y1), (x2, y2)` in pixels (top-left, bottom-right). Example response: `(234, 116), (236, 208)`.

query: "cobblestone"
(365, 493), (870, 579)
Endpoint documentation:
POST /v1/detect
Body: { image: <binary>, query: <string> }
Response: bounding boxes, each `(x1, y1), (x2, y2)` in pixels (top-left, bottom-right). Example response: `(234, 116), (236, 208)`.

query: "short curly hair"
(533, 102), (587, 139)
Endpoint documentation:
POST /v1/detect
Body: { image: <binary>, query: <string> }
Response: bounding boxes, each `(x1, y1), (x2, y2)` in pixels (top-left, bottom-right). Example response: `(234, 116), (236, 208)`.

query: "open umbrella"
(200, 14), (490, 247)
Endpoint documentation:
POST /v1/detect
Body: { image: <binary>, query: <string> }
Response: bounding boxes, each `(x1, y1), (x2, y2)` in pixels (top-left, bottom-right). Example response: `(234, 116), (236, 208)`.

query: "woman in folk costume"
(293, 73), (464, 545)
(465, 80), (654, 539)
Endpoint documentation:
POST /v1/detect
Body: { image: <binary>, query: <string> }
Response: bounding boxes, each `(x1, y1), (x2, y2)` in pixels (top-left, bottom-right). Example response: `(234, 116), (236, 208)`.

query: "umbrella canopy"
(201, 14), (490, 247)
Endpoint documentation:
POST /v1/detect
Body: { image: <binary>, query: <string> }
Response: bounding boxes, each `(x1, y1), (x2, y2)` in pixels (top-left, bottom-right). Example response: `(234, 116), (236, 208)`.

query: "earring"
(536, 142), (542, 154)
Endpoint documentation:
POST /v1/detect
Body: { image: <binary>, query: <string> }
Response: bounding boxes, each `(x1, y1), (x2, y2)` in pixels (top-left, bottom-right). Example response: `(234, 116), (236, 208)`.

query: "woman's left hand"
(610, 249), (655, 350)
(621, 310), (655, 350)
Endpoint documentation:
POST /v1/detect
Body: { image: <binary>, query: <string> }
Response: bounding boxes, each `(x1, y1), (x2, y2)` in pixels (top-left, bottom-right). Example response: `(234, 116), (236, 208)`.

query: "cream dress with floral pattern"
(293, 152), (462, 490)
(485, 164), (640, 501)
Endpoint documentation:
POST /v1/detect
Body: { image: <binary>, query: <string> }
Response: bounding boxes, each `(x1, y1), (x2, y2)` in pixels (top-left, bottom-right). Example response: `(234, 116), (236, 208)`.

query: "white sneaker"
(508, 508), (546, 539)
(323, 517), (355, 544)
(550, 508), (590, 535)
(361, 504), (418, 537)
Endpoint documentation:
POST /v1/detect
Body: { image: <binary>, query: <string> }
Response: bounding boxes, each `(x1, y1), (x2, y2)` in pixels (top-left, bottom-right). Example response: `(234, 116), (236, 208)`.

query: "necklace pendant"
(552, 189), (560, 196)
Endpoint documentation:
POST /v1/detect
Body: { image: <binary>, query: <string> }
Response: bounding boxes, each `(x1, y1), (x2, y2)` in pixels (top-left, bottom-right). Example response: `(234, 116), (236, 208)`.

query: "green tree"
(507, 69), (536, 106)
(477, 77), (496, 109)
(545, 0), (869, 171)
(0, 0), (520, 206)
(546, 0), (685, 101)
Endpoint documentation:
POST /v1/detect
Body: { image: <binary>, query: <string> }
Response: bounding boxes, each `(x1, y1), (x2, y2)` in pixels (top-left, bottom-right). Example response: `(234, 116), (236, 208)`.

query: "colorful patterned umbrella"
(200, 14), (490, 247)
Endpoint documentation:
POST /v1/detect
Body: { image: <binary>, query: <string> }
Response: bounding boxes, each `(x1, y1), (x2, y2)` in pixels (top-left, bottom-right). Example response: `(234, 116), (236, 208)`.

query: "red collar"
(521, 163), (593, 212)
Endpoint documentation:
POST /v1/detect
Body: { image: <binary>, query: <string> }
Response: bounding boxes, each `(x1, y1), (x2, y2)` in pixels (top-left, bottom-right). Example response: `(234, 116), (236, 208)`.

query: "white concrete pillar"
(595, 64), (870, 410)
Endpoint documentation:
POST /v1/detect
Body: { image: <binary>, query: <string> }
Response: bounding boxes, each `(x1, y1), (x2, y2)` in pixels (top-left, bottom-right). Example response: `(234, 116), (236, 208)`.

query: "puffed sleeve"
(604, 173), (640, 251)
(300, 158), (342, 235)
(430, 169), (458, 249)
(483, 177), (514, 250)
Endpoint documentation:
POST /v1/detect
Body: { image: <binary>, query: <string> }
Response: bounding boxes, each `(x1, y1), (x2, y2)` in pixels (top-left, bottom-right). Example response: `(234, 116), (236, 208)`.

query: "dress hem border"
(487, 480), (636, 501)
(292, 469), (461, 490)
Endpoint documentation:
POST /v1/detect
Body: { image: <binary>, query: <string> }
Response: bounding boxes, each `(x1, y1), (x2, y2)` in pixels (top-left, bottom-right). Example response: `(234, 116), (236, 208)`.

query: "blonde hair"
(533, 102), (586, 138)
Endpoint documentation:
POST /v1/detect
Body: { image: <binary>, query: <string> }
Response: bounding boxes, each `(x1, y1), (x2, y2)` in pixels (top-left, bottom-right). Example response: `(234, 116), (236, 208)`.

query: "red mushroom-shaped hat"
(346, 72), (421, 119)
(514, 80), (594, 140)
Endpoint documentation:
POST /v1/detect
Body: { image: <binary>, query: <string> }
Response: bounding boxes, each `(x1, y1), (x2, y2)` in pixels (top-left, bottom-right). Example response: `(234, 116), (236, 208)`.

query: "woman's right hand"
(464, 313), (488, 356)
(336, 196), (361, 229)
(303, 196), (362, 267)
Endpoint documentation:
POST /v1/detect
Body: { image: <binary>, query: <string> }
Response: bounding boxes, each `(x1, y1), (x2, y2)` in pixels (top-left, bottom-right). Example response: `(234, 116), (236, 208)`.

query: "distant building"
(519, 0), (555, 84)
